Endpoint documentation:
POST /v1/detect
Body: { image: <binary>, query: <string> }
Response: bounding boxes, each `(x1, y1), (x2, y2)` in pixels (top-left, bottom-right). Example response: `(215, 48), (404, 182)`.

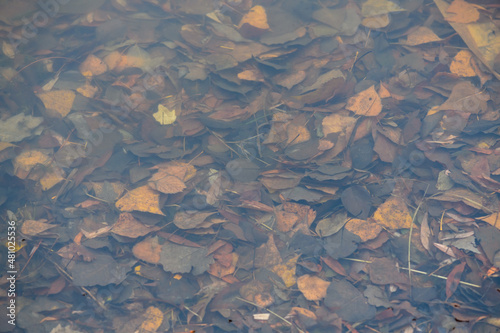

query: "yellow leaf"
(37, 90), (75, 118)
(115, 185), (165, 215)
(373, 197), (414, 229)
(272, 254), (298, 288)
(153, 104), (176, 125)
(140, 306), (163, 333)
(450, 50), (476, 77)
(238, 5), (269, 30)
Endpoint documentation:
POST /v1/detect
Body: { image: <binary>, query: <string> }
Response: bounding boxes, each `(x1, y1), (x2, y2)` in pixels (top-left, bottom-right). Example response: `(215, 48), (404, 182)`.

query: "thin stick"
(235, 296), (303, 332)
(408, 185), (429, 295)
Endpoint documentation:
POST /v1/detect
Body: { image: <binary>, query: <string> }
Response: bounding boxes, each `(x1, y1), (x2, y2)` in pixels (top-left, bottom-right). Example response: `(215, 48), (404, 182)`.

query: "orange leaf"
(271, 255), (299, 288)
(346, 85), (382, 117)
(297, 274), (330, 301)
(132, 237), (162, 264)
(450, 50), (476, 77)
(79, 54), (108, 77)
(238, 5), (269, 30)
(446, 0), (480, 24)
(115, 185), (165, 215)
(345, 218), (382, 242)
(37, 90), (75, 118)
(373, 197), (414, 229)
(140, 306), (163, 332)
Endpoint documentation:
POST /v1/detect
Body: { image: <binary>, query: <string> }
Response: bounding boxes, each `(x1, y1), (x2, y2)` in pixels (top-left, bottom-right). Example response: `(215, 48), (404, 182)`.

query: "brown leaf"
(21, 219), (55, 236)
(132, 237), (162, 264)
(112, 213), (158, 238)
(446, 262), (466, 299)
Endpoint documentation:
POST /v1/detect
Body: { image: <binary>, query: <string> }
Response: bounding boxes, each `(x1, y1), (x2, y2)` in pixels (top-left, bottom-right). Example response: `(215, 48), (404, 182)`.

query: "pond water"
(1, 0), (500, 332)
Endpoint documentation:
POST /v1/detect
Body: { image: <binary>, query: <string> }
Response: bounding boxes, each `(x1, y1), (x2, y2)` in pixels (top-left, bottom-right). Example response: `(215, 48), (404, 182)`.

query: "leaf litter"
(2, 0), (500, 332)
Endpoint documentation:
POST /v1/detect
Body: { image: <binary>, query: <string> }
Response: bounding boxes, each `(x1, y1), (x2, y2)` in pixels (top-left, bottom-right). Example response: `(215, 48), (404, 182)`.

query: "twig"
(235, 296), (304, 333)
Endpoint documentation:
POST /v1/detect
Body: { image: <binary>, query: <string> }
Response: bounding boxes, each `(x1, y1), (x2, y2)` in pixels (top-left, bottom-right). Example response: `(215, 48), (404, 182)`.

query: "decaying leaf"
(111, 213), (158, 238)
(21, 219), (55, 236)
(79, 54), (108, 77)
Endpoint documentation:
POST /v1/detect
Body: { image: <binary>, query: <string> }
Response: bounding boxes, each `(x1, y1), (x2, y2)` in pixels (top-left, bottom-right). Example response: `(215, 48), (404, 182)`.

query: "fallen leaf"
(37, 90), (76, 118)
(115, 185), (165, 215)
(159, 242), (212, 275)
(404, 26), (442, 46)
(346, 85), (382, 116)
(153, 104), (177, 125)
(450, 50), (476, 77)
(112, 213), (158, 238)
(79, 54), (108, 77)
(21, 219), (55, 236)
(132, 236), (162, 264)
(0, 113), (43, 143)
(238, 5), (269, 37)
(373, 197), (414, 229)
(271, 255), (299, 288)
(446, 0), (480, 24)
(297, 274), (330, 301)
(140, 306), (163, 333)
(345, 218), (382, 242)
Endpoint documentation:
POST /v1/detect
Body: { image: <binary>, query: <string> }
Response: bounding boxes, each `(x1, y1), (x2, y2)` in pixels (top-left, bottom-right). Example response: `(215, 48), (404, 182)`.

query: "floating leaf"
(139, 306), (163, 333)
